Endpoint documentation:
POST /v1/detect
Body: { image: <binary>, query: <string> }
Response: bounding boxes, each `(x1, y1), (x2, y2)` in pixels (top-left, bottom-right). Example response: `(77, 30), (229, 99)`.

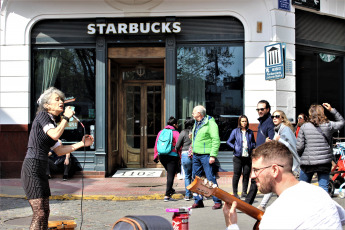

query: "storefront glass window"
(177, 45), (244, 151)
(296, 48), (345, 137)
(33, 48), (96, 147)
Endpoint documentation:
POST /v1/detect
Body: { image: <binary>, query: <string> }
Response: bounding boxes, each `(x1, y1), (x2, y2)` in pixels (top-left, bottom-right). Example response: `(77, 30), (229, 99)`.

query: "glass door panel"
(124, 85), (142, 166)
(126, 86), (141, 149)
(124, 83), (163, 167)
(146, 85), (162, 149)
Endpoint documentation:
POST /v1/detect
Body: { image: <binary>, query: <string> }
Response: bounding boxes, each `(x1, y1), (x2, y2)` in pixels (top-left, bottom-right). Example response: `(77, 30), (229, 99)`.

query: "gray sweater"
(175, 129), (192, 152)
(297, 108), (345, 166)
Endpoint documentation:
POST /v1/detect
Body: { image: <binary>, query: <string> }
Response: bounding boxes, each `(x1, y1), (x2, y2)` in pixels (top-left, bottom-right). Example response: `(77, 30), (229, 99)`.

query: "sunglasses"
(256, 108), (266, 112)
(271, 115), (281, 119)
(298, 117), (303, 120)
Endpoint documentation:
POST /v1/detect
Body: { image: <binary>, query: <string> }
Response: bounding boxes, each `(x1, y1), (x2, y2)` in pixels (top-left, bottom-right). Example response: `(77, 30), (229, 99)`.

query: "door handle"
(141, 126), (143, 137)
(144, 126), (147, 136)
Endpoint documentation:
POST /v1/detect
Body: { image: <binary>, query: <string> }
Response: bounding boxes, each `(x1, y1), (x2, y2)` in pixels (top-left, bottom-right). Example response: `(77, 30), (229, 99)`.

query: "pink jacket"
(154, 125), (180, 162)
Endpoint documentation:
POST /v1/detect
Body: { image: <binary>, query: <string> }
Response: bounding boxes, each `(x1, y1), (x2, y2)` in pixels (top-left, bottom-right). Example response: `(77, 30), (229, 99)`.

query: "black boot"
(241, 192), (247, 199)
(233, 192), (240, 199)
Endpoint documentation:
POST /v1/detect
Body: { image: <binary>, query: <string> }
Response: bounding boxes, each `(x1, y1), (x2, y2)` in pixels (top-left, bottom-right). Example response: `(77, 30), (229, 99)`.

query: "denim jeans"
(299, 169), (329, 193)
(192, 154), (221, 204)
(181, 151), (193, 197)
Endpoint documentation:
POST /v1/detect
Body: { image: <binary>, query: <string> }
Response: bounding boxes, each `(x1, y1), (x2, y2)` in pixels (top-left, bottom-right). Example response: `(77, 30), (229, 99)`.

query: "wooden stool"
(48, 220), (77, 230)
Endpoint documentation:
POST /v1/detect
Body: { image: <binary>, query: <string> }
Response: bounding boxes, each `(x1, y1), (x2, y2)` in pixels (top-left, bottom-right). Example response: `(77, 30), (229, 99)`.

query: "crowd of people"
(21, 86), (345, 229)
(154, 100), (345, 228)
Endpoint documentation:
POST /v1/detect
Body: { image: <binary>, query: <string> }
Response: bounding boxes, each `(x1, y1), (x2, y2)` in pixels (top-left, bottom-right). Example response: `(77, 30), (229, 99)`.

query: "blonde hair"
(308, 104), (329, 126)
(273, 110), (294, 131)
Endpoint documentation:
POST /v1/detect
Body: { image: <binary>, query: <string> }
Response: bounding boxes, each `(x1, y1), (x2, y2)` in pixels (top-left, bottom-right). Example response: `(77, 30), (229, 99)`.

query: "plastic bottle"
(90, 125), (95, 149)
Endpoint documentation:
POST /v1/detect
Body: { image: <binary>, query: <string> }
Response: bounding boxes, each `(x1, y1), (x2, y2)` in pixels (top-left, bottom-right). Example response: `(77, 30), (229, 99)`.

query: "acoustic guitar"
(187, 176), (264, 230)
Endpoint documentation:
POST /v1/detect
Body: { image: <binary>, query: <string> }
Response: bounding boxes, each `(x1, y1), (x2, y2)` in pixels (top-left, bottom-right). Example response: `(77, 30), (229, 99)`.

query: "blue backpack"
(157, 129), (175, 154)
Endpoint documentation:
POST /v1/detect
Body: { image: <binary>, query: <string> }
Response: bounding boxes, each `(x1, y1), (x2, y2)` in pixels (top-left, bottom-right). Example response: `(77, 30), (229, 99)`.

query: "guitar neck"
(212, 187), (264, 221)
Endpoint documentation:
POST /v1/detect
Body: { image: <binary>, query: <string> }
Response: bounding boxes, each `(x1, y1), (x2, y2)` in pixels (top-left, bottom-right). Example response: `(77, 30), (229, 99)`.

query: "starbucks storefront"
(30, 16), (245, 176)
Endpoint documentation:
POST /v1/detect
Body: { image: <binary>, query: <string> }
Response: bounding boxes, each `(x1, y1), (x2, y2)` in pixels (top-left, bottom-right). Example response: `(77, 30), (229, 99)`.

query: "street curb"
(0, 183), (318, 201)
(0, 193), (185, 201)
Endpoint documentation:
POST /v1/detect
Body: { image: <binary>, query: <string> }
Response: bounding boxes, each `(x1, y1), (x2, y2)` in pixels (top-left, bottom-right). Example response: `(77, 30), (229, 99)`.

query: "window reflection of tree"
(177, 45), (243, 148)
(34, 48), (96, 144)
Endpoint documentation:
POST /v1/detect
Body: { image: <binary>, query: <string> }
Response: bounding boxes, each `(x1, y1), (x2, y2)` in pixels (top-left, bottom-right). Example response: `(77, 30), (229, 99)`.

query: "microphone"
(72, 115), (85, 128)
(72, 115), (80, 122)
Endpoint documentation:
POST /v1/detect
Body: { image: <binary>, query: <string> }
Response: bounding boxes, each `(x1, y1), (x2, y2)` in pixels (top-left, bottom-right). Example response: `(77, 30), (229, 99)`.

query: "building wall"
(0, 0), (344, 177)
(0, 0), (279, 125)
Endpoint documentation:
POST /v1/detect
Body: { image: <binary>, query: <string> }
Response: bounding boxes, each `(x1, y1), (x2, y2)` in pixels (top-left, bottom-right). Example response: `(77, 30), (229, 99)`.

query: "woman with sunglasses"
(257, 110), (300, 211)
(226, 115), (256, 199)
(295, 113), (308, 138)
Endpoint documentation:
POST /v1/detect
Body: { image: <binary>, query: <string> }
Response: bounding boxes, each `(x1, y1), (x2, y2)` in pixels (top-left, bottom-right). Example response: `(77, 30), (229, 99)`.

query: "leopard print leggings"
(28, 197), (50, 230)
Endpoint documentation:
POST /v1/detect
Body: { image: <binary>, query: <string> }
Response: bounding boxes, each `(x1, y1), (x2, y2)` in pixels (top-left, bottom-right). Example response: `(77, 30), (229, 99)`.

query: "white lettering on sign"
(87, 24), (96, 34)
(106, 23), (116, 34)
(112, 170), (163, 177)
(129, 23), (139, 33)
(118, 23), (127, 34)
(172, 22), (181, 33)
(140, 23), (150, 33)
(87, 22), (182, 35)
(97, 24), (107, 34)
(151, 22), (160, 33)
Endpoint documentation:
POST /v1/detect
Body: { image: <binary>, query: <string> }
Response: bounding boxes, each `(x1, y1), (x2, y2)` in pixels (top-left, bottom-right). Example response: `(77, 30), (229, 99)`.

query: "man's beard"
(257, 175), (274, 194)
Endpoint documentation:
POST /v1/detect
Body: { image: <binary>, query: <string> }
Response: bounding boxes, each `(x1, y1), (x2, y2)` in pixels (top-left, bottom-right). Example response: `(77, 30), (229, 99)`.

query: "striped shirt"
(25, 111), (59, 161)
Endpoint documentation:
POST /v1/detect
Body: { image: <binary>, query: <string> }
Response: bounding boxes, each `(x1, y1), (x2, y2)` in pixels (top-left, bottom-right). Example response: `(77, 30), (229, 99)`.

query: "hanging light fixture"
(135, 61), (145, 77)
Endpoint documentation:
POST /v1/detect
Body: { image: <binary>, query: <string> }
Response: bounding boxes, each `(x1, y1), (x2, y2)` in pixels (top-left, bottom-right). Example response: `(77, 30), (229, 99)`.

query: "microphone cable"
(73, 115), (86, 230)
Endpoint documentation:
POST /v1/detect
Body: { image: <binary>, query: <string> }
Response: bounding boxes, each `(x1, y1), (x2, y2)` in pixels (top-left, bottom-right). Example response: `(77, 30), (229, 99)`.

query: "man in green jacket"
(191, 105), (222, 209)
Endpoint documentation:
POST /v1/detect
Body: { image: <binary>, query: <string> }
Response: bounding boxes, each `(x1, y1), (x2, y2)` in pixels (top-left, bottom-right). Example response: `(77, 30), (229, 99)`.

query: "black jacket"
(256, 113), (275, 147)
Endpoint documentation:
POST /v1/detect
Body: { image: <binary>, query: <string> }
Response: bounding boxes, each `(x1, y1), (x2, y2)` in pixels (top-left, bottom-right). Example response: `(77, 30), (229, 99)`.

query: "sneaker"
(164, 197), (177, 202)
(184, 195), (192, 201)
(63, 175), (68, 181)
(171, 189), (176, 195)
(212, 203), (222, 210)
(177, 173), (184, 180)
(257, 205), (265, 211)
(191, 201), (204, 209)
(241, 193), (247, 199)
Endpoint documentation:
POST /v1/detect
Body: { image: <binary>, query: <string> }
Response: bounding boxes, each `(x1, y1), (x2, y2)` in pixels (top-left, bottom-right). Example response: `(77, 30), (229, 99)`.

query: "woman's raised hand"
(64, 106), (75, 119)
(322, 103), (332, 111)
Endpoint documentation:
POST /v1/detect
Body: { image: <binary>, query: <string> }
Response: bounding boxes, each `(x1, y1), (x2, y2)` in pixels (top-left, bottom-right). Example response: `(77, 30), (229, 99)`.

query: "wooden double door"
(123, 83), (164, 167)
(108, 47), (165, 171)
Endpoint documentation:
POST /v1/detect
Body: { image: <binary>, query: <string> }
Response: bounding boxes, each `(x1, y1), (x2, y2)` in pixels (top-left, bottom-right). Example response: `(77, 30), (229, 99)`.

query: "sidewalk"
(0, 174), (237, 201)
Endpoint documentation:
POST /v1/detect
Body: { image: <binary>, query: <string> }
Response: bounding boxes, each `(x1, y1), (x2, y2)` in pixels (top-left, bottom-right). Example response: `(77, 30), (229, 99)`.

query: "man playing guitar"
(223, 141), (345, 229)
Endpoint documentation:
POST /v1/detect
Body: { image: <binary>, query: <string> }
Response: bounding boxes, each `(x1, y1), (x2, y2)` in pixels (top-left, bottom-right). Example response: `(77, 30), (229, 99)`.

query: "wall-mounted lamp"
(135, 62), (145, 77)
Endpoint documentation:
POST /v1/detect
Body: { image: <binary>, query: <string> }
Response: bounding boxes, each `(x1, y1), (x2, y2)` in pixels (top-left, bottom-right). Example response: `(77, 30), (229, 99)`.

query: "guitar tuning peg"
(208, 181), (214, 187)
(212, 184), (218, 188)
(203, 178), (208, 185)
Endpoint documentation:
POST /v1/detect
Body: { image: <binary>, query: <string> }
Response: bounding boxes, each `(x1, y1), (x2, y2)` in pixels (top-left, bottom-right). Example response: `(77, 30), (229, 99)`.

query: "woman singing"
(21, 87), (94, 229)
